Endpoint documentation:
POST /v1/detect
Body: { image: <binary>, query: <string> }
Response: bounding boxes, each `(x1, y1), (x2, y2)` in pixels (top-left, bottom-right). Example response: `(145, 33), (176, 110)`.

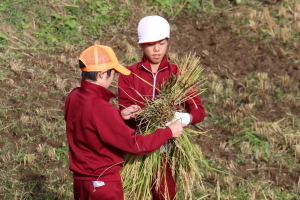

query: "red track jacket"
(64, 80), (173, 181)
(118, 55), (205, 129)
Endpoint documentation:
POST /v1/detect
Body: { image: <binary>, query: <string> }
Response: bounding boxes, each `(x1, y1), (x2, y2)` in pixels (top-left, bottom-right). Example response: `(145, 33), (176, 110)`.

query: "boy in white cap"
(64, 44), (186, 200)
(118, 16), (206, 200)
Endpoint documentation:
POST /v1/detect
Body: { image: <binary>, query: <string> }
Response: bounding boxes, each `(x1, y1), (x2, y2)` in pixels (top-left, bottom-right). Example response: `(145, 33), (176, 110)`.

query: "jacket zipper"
(142, 65), (168, 100)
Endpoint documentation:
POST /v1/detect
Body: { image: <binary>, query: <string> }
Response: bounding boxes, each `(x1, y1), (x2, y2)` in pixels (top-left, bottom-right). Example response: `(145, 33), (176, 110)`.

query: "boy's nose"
(153, 44), (160, 51)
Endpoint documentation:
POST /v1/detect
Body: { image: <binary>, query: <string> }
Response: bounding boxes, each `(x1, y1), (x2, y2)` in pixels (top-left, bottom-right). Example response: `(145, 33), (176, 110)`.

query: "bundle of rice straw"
(121, 53), (208, 200)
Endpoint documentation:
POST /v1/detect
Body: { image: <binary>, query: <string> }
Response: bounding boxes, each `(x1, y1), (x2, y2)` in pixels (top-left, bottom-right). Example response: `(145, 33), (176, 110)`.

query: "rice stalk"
(121, 53), (209, 199)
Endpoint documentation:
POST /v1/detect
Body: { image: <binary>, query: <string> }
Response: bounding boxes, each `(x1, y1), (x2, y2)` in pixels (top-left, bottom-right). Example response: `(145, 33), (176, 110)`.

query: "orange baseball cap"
(78, 45), (130, 75)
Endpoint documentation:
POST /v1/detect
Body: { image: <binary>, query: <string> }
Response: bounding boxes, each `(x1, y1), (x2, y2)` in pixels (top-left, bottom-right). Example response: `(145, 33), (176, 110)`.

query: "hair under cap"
(137, 15), (170, 44)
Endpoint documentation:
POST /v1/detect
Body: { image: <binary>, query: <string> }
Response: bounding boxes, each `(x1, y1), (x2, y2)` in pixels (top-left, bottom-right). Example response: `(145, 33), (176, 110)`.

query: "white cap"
(137, 15), (170, 44)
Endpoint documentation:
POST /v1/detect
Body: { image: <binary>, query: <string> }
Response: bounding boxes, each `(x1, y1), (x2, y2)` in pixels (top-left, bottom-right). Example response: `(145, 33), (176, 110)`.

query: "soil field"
(0, 0), (299, 199)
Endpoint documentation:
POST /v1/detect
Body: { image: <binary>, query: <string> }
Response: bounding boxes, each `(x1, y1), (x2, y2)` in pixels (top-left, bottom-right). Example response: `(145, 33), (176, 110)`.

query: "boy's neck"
(150, 63), (160, 73)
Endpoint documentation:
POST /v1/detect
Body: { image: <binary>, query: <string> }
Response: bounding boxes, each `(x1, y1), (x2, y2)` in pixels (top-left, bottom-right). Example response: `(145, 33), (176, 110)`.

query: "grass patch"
(0, 0), (299, 199)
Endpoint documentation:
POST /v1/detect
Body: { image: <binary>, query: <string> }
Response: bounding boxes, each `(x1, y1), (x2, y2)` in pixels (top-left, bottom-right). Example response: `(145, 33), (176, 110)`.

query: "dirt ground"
(1, 3), (299, 198)
(169, 16), (300, 192)
(173, 18), (300, 81)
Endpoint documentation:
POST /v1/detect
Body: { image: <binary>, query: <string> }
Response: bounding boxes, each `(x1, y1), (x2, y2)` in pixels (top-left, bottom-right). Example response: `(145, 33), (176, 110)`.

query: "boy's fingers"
(173, 122), (187, 127)
(131, 113), (138, 117)
(130, 105), (140, 111)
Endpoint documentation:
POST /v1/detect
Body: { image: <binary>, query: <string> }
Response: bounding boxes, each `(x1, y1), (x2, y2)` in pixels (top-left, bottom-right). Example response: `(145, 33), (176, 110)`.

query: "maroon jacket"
(118, 55), (205, 129)
(64, 80), (173, 181)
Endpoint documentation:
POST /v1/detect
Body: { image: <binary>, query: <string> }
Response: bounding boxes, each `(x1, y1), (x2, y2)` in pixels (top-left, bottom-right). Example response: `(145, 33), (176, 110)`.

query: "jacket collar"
(139, 54), (170, 72)
(80, 79), (115, 101)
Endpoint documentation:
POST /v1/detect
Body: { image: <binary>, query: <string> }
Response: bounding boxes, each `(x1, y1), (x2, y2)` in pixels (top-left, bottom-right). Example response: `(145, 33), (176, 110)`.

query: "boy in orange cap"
(118, 16), (206, 200)
(64, 44), (186, 200)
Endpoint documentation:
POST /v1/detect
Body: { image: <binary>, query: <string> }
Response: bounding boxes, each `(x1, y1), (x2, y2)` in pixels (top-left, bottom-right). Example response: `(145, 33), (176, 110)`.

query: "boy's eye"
(145, 39), (166, 46)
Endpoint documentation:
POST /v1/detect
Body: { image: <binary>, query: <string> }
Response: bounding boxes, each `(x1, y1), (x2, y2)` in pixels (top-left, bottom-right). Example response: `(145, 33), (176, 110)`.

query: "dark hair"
(79, 60), (113, 81)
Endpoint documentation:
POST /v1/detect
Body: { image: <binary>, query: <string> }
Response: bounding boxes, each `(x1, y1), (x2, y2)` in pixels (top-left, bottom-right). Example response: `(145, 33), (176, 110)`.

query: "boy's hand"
(168, 122), (186, 138)
(121, 105), (141, 120)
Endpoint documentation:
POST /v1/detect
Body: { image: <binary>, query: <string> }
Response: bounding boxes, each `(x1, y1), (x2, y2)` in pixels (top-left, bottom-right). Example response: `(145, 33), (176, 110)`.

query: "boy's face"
(140, 39), (168, 66)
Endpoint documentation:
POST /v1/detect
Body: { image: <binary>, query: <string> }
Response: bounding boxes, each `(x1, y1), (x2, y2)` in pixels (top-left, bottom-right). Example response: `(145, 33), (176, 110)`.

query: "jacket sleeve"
(93, 103), (172, 155)
(118, 73), (139, 111)
(170, 64), (205, 124)
(118, 73), (142, 129)
(64, 88), (77, 122)
(182, 91), (206, 124)
(64, 95), (70, 121)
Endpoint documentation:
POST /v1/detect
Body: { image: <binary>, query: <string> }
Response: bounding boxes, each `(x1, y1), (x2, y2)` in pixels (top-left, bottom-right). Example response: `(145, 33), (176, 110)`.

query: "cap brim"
(114, 64), (131, 75)
(138, 37), (169, 44)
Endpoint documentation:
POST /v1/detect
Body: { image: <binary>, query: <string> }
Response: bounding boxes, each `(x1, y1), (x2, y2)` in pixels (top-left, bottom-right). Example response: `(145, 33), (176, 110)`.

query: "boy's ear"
(97, 71), (105, 79)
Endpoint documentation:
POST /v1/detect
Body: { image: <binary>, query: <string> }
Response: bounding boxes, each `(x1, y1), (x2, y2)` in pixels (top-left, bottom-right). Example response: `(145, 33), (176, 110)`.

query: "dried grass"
(10, 59), (24, 73)
(121, 53), (208, 199)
